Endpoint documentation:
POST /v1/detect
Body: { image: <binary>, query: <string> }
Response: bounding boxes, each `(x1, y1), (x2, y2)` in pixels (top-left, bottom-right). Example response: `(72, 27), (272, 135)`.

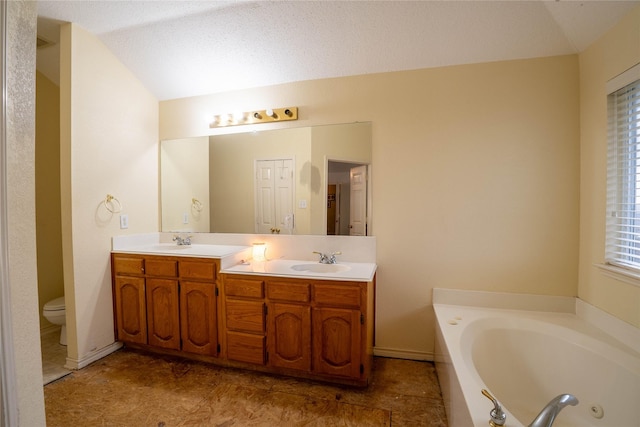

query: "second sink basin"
(290, 263), (351, 274)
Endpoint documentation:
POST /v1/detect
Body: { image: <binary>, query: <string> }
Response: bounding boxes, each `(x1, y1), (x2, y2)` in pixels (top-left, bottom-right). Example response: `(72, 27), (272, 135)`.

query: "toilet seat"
(44, 296), (65, 311)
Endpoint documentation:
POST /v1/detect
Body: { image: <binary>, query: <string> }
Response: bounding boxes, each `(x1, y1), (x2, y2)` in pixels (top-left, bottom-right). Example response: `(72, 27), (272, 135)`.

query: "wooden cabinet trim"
(266, 280), (310, 303)
(225, 278), (264, 299)
(113, 255), (145, 276)
(225, 299), (265, 333)
(312, 282), (363, 308)
(226, 331), (266, 365)
(179, 259), (216, 281)
(146, 259), (178, 277)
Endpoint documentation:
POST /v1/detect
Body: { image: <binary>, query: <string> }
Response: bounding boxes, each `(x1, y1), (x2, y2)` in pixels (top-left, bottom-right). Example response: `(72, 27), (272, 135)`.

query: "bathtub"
(433, 289), (640, 427)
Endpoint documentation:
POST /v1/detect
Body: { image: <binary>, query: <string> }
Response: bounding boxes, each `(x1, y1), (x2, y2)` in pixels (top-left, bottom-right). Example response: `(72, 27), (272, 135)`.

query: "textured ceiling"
(36, 1), (640, 101)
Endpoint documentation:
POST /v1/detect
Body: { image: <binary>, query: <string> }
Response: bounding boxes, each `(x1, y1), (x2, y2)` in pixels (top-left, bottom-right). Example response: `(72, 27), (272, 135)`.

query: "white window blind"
(606, 76), (640, 270)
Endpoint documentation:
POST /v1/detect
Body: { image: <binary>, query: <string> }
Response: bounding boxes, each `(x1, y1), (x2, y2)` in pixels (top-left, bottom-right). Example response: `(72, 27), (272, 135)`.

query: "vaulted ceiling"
(36, 1), (640, 101)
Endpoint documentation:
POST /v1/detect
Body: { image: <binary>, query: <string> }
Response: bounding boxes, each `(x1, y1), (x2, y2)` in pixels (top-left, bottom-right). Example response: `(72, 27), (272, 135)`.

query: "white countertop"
(112, 243), (250, 258)
(221, 259), (377, 282)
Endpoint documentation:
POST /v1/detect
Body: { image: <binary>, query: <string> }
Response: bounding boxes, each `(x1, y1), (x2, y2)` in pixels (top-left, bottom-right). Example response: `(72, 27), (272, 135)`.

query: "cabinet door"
(180, 281), (217, 356)
(114, 276), (147, 344)
(267, 303), (311, 372)
(312, 307), (361, 379)
(146, 278), (180, 350)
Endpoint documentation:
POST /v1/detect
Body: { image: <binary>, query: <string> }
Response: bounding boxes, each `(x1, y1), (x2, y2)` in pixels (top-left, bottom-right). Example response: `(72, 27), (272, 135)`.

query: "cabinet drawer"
(313, 283), (362, 308)
(113, 256), (144, 276)
(267, 281), (310, 303)
(225, 300), (265, 333)
(146, 259), (178, 277)
(225, 278), (264, 298)
(180, 260), (216, 281)
(226, 332), (265, 365)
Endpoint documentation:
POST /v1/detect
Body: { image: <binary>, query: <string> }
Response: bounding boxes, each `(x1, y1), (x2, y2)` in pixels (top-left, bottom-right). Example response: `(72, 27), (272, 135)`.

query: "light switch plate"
(120, 214), (129, 229)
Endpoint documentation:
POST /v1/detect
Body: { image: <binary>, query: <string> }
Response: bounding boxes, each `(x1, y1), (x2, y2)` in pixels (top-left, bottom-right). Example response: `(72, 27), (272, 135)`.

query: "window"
(606, 66), (640, 271)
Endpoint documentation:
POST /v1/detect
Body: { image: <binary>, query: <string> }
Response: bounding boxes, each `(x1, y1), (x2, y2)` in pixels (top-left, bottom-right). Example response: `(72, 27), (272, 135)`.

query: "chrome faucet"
(481, 389), (507, 427)
(528, 394), (579, 427)
(313, 251), (342, 264)
(172, 234), (192, 246)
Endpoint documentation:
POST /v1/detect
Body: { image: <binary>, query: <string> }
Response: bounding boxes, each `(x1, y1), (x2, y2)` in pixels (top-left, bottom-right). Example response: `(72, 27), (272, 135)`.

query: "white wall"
(60, 24), (159, 366)
(4, 0), (47, 424)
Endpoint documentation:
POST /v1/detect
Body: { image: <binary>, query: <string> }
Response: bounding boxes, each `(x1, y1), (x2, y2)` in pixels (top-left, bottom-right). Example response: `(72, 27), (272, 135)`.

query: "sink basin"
(290, 263), (351, 274)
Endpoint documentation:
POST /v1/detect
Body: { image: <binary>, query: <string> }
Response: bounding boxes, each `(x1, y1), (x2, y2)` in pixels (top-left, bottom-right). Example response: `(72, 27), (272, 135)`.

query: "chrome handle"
(482, 389), (506, 427)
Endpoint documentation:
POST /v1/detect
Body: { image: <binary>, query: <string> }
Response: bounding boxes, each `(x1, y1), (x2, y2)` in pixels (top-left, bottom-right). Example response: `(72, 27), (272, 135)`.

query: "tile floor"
(41, 326), (71, 385)
(44, 349), (447, 426)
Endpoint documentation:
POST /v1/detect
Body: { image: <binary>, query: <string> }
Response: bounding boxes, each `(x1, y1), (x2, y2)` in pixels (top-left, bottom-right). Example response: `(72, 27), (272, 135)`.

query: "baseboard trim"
(64, 342), (431, 369)
(373, 346), (434, 361)
(65, 341), (123, 370)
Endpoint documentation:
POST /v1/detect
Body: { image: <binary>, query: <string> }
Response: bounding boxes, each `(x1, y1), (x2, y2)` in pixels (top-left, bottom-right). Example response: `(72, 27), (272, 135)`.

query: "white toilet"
(43, 296), (66, 346)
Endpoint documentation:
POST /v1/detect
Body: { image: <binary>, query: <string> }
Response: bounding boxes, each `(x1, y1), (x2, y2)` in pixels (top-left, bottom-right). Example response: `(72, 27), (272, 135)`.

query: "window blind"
(606, 77), (640, 270)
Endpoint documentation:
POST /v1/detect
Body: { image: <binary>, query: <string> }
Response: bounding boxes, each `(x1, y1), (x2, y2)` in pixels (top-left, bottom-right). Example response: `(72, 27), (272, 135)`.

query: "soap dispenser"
(481, 389), (507, 427)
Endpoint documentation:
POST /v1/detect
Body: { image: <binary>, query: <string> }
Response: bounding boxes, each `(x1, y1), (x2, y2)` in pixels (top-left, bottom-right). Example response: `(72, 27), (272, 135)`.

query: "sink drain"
(588, 403), (604, 419)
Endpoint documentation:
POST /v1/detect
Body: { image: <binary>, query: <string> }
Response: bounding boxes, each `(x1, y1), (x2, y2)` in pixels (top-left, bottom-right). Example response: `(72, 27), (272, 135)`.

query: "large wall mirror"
(160, 122), (372, 236)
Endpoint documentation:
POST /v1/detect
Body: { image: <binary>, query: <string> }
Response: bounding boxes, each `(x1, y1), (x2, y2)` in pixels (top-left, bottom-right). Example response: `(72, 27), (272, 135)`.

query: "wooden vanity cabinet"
(220, 273), (375, 385)
(312, 282), (365, 379)
(222, 277), (266, 365)
(179, 260), (218, 356)
(146, 277), (180, 350)
(111, 253), (219, 357)
(113, 252), (374, 386)
(113, 274), (146, 345)
(266, 281), (311, 372)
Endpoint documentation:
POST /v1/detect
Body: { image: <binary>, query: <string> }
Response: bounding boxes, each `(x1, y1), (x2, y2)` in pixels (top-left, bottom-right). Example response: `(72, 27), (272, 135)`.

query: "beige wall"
(5, 0), (47, 424)
(161, 137), (210, 232)
(60, 24), (159, 364)
(578, 6), (640, 328)
(161, 54), (581, 358)
(35, 71), (64, 329)
(209, 127), (312, 234)
(310, 122), (371, 235)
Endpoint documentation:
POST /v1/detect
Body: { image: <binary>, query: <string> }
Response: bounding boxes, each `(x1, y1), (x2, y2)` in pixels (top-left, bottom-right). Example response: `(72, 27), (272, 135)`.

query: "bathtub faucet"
(528, 394), (579, 427)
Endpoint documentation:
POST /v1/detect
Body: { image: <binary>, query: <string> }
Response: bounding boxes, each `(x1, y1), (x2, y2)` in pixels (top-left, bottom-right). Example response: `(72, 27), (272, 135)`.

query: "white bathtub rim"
(432, 288), (640, 355)
(434, 303), (640, 427)
(434, 307), (517, 427)
(432, 288), (576, 313)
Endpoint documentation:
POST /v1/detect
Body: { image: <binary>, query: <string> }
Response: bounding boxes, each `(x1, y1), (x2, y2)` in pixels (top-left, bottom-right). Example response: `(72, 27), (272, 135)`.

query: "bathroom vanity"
(111, 254), (219, 355)
(111, 243), (376, 386)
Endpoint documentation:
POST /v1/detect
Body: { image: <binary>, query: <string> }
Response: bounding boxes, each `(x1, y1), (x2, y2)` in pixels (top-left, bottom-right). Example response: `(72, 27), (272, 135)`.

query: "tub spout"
(528, 394), (579, 427)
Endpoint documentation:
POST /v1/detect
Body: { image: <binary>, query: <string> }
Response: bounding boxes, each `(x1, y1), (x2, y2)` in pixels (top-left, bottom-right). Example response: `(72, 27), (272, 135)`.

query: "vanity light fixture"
(252, 242), (267, 262)
(233, 111), (246, 123)
(209, 107), (298, 128)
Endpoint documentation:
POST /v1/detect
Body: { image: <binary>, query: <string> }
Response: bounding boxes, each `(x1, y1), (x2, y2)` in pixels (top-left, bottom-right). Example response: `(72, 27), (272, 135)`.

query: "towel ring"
(192, 198), (203, 212)
(104, 194), (122, 213)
